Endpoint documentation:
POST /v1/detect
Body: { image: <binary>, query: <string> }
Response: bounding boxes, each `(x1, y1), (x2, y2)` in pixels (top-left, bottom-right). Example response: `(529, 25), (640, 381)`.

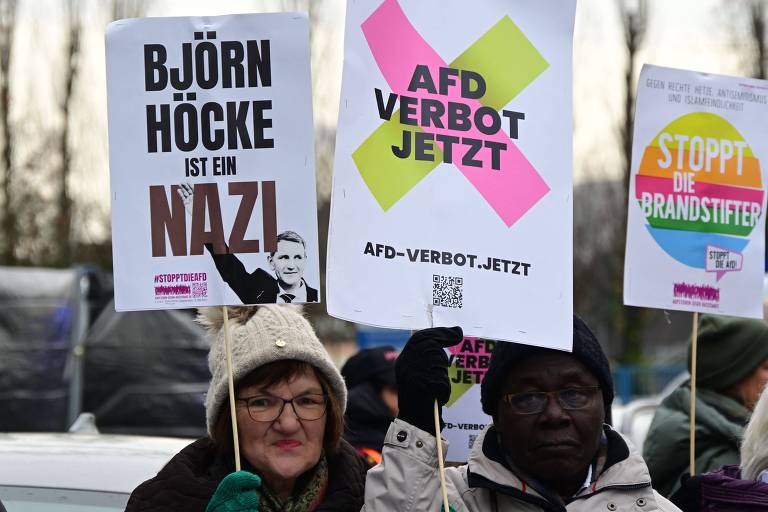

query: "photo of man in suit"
(178, 183), (318, 304)
(206, 230), (319, 304)
(267, 230), (319, 303)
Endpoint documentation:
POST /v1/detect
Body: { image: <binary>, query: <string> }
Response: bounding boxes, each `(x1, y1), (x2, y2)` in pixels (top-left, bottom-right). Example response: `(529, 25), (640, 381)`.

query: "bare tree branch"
(111, 0), (149, 22)
(54, 0), (83, 266)
(748, 0), (767, 79)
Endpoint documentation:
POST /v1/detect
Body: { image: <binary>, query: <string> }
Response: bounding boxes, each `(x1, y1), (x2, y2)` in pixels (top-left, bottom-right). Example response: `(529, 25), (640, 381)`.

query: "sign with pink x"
(328, 0), (575, 348)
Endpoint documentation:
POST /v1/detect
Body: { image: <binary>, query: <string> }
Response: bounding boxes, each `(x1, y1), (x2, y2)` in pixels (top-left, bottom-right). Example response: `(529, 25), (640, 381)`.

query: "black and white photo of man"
(265, 230), (319, 303)
(178, 183), (318, 304)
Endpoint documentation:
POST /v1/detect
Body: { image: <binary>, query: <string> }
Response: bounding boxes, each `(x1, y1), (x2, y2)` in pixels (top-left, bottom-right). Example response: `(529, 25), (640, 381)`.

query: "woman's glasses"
(236, 393), (328, 422)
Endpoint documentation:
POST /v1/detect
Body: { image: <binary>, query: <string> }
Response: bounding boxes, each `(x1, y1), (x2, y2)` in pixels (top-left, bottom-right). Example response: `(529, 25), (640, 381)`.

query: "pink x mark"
(361, 0), (550, 227)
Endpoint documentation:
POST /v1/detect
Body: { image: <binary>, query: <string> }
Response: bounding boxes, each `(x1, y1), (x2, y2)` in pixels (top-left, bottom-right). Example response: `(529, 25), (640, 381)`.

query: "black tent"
(0, 266), (90, 431)
(82, 301), (210, 437)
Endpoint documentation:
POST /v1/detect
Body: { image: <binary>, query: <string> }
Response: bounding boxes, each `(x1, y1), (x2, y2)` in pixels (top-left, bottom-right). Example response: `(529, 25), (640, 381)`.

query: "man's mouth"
(536, 440), (579, 449)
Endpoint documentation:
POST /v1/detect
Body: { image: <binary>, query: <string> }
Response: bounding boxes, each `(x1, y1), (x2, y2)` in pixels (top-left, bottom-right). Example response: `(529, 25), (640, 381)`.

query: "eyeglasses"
(501, 386), (600, 415)
(236, 393), (328, 422)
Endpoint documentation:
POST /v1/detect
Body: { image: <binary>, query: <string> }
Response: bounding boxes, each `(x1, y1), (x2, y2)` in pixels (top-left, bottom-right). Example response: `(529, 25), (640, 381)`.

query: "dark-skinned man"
(363, 316), (680, 511)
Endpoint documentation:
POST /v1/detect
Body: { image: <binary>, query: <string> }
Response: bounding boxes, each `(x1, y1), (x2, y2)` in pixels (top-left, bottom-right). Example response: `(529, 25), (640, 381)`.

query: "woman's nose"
(273, 402), (302, 431)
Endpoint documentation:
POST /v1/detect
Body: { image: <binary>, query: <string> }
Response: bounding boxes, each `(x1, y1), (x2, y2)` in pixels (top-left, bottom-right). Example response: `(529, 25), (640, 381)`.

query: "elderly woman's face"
(236, 367), (326, 495)
(496, 353), (604, 492)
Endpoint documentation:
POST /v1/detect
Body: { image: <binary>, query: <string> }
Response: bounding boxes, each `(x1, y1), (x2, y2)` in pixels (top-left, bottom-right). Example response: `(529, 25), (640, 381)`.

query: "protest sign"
(624, 65), (768, 318)
(106, 14), (320, 311)
(442, 337), (493, 462)
(327, 0), (576, 347)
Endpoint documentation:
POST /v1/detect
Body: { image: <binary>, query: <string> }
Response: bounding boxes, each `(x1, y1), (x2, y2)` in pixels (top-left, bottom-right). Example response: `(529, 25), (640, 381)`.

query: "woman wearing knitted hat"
(643, 314), (768, 499)
(126, 305), (367, 512)
(363, 316), (680, 511)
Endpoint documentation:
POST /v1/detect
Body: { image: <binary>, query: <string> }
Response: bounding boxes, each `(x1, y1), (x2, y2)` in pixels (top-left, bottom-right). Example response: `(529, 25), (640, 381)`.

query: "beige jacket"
(363, 419), (681, 512)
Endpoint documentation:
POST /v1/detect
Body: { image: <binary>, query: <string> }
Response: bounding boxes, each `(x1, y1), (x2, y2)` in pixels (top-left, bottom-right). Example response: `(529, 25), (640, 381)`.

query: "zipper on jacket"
(569, 481), (651, 503)
(468, 471), (566, 512)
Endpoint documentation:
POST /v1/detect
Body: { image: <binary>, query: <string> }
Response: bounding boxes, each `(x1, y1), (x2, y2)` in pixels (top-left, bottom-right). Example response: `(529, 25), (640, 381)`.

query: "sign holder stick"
(223, 305), (242, 471)
(689, 311), (699, 476)
(435, 400), (450, 512)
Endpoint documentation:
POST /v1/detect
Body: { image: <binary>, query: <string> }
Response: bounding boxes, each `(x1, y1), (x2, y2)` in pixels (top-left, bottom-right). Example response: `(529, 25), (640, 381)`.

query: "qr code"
(468, 434), (478, 449)
(192, 282), (207, 298)
(433, 274), (463, 308)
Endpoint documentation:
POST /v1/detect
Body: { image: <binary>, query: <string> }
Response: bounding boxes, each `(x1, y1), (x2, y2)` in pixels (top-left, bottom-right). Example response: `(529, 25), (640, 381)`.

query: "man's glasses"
(501, 386), (600, 415)
(236, 393), (328, 422)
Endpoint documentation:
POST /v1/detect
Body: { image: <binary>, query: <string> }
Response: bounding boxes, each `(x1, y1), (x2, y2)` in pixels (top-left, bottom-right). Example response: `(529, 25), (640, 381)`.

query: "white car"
(0, 432), (190, 511)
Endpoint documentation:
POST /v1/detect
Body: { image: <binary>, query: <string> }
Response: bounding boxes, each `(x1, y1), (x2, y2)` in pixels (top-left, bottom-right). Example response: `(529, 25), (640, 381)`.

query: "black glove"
(396, 327), (463, 435)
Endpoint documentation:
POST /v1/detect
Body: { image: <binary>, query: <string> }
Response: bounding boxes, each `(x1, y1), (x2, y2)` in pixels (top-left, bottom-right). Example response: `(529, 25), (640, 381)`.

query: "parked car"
(0, 430), (189, 510)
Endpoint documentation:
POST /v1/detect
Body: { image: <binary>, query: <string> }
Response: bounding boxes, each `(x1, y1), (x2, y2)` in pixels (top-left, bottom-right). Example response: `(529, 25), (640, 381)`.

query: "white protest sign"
(624, 65), (768, 318)
(442, 337), (493, 462)
(327, 0), (575, 347)
(107, 14), (320, 311)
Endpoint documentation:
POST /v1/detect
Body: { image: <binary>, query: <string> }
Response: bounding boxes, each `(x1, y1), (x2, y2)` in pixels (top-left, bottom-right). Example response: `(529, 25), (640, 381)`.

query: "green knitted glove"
(206, 471), (261, 512)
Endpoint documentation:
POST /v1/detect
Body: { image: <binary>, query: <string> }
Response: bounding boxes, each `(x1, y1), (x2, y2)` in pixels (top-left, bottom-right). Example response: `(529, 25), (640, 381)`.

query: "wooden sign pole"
(435, 400), (450, 512)
(689, 311), (699, 476)
(223, 306), (242, 471)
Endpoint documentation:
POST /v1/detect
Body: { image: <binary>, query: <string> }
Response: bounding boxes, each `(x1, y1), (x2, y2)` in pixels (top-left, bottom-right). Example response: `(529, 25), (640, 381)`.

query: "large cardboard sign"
(107, 14), (320, 311)
(625, 65), (768, 318)
(327, 0), (576, 347)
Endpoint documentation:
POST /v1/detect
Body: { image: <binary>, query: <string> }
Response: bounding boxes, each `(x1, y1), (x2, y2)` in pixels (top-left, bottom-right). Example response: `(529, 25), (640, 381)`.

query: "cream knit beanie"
(200, 305), (347, 435)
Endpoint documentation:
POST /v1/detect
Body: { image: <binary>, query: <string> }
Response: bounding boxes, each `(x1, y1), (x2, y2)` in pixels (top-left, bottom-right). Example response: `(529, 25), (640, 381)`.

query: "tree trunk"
(0, 0), (16, 264)
(57, 0), (81, 266)
(616, 0), (648, 364)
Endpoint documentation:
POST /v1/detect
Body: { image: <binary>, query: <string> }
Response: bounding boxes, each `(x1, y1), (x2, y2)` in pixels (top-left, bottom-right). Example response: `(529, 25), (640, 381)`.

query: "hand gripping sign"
(328, 0), (576, 347)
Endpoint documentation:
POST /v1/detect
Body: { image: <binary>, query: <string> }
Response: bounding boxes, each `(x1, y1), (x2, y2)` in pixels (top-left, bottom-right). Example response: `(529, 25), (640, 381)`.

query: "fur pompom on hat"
(200, 305), (347, 435)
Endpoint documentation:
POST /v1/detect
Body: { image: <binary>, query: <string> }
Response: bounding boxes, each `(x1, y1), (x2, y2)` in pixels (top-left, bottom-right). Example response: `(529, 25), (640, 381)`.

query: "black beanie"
(480, 315), (614, 419)
(341, 346), (399, 390)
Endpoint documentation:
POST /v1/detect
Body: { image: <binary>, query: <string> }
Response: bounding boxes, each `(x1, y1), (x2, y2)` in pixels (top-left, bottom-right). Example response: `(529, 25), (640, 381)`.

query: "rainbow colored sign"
(625, 65), (767, 318)
(635, 112), (764, 279)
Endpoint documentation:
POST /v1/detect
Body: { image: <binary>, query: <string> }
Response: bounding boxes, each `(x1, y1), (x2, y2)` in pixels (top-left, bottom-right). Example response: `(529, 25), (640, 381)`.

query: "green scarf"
(258, 455), (328, 512)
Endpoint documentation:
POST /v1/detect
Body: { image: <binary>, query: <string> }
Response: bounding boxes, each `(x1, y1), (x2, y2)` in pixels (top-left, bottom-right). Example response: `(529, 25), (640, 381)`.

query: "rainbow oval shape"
(635, 112), (764, 268)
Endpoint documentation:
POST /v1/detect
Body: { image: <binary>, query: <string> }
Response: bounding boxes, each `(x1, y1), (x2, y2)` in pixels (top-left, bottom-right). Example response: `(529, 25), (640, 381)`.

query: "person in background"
(671, 385), (768, 511)
(341, 346), (399, 466)
(126, 305), (367, 512)
(643, 314), (768, 498)
(364, 317), (680, 511)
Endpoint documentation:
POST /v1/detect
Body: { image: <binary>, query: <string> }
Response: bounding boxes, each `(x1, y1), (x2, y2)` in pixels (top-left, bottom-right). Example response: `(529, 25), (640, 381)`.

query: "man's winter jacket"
(364, 419), (681, 512)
